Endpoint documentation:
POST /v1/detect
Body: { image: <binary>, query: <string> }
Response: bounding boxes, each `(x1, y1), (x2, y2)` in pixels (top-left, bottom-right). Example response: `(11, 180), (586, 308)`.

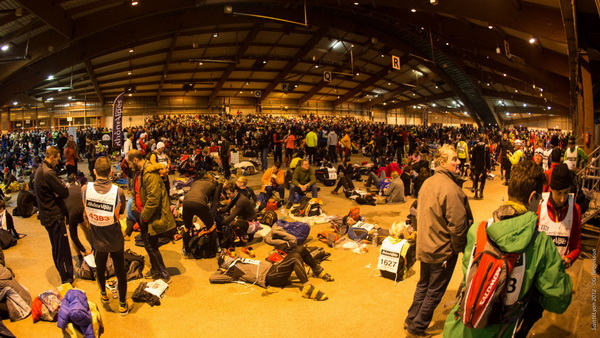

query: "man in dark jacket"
(34, 146), (74, 284)
(470, 135), (491, 199)
(404, 144), (473, 337)
(219, 182), (257, 247)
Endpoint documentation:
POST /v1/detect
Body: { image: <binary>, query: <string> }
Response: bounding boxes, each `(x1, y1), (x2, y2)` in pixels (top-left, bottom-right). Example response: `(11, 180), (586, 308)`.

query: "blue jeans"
(288, 184), (318, 203)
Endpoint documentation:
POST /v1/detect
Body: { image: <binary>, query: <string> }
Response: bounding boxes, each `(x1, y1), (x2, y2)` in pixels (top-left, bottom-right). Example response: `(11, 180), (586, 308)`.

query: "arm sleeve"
(6, 213), (17, 238)
(47, 169), (69, 199)
(261, 170), (271, 186)
(140, 174), (161, 222)
(209, 270), (234, 284)
(291, 167), (301, 186)
(445, 193), (470, 254)
(565, 204), (582, 262)
(223, 200), (242, 225)
(309, 169), (317, 186)
(536, 235), (573, 313)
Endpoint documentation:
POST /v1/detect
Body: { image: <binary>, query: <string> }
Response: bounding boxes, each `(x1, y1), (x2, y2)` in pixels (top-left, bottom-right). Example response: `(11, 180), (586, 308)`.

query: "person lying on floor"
(209, 244), (333, 301)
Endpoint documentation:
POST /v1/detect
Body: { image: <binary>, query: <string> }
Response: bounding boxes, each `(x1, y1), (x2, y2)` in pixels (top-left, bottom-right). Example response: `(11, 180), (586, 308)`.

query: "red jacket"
(536, 197), (581, 262)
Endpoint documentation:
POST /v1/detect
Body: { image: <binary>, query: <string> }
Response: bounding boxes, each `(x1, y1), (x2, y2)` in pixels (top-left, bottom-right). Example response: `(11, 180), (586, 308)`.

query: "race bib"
(377, 239), (406, 273)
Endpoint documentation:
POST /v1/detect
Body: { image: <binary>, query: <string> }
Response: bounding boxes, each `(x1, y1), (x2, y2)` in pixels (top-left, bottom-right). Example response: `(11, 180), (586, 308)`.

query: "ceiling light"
(452, 101), (457, 105)
(506, 112), (510, 116)
(131, 1), (138, 6)
(503, 73), (507, 77)
(128, 70), (132, 75)
(383, 102), (387, 106)
(129, 48), (134, 53)
(410, 9), (416, 13)
(47, 75), (54, 80)
(445, 42), (449, 46)
(488, 25), (493, 29)
(354, 2), (359, 5)
(213, 33), (218, 38)
(245, 81), (249, 86)
(412, 93), (416, 96)
(464, 111), (468, 115)
(239, 91), (243, 94)
(547, 106), (552, 110)
(198, 62), (203, 65)
(47, 97), (54, 101)
(515, 90), (518, 93)
(12, 101), (17, 105)
(1, 45), (9, 51)
(529, 37), (536, 44)
(128, 93), (132, 97)
(315, 65), (319, 69)
(435, 86), (439, 89)
(262, 60), (267, 64)
(432, 103), (436, 107)
(68, 96), (72, 100)
(523, 103), (527, 107)
(387, 82), (391, 85)
(528, 112), (531, 115)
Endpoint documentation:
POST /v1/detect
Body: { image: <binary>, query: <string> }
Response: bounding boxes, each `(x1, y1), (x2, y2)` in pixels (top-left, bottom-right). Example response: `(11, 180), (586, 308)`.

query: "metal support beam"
(558, 0), (579, 120)
(18, 0), (73, 39)
(386, 92), (456, 110)
(84, 59), (103, 105)
(207, 23), (263, 106)
(156, 33), (179, 103)
(259, 27), (328, 102)
(332, 68), (389, 107)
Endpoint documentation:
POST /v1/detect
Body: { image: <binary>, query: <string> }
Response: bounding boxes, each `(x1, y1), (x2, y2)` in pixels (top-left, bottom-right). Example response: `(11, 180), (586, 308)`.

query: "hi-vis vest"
(457, 141), (468, 159)
(564, 146), (578, 170)
(85, 184), (119, 227)
(538, 192), (573, 256)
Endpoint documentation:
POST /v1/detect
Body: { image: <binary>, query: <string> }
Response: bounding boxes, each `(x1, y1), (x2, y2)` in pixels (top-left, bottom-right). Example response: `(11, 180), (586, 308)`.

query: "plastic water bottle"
(280, 206), (286, 220)
(372, 229), (379, 247)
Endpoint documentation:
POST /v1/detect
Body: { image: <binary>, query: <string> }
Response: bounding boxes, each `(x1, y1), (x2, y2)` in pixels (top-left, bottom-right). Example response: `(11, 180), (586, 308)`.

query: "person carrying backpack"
(443, 160), (572, 338)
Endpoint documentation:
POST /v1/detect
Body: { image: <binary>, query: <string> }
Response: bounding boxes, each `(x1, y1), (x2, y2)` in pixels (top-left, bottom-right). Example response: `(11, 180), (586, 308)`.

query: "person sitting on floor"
(286, 159), (318, 209)
(235, 176), (257, 204)
(382, 171), (406, 204)
(209, 244), (333, 301)
(261, 161), (285, 201)
(13, 183), (37, 218)
(0, 200), (22, 240)
(218, 182), (257, 248)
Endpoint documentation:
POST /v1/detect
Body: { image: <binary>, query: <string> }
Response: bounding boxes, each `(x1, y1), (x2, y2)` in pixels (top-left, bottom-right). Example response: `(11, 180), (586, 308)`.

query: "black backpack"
(187, 227), (219, 259)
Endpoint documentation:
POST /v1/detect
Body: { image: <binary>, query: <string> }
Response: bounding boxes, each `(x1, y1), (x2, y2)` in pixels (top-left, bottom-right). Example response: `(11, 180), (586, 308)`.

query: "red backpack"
(458, 221), (522, 329)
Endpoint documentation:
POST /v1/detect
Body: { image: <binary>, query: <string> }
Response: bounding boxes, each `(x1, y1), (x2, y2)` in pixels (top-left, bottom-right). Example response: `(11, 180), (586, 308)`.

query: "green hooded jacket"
(132, 162), (176, 236)
(443, 205), (572, 338)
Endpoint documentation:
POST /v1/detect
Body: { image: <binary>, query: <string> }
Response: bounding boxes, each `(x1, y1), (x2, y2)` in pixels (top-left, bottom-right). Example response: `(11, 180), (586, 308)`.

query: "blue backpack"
(276, 220), (310, 245)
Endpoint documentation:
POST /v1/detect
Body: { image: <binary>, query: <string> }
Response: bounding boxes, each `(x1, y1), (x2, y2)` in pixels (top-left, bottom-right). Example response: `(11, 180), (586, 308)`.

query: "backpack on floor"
(124, 249), (145, 281)
(76, 256), (116, 280)
(291, 198), (322, 217)
(0, 229), (17, 249)
(257, 210), (278, 227)
(277, 220), (310, 245)
(378, 237), (416, 282)
(187, 225), (219, 259)
(457, 221), (534, 329)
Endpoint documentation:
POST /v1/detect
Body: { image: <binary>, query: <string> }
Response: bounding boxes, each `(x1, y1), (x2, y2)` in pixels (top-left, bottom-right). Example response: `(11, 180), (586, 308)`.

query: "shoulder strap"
(474, 220), (489, 254)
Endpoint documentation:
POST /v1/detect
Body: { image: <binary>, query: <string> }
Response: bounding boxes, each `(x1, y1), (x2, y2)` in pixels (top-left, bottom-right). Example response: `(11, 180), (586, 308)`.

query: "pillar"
(577, 54), (594, 153)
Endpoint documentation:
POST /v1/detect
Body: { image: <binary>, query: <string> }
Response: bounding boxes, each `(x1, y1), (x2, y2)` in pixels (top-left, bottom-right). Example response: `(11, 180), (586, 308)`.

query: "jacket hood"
(144, 162), (163, 173)
(486, 208), (538, 253)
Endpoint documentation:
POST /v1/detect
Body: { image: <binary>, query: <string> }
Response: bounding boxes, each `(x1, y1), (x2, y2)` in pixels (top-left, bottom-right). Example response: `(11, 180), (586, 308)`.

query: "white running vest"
(85, 184), (119, 227)
(156, 153), (168, 168)
(564, 146), (578, 170)
(538, 192), (573, 256)
(378, 237), (408, 273)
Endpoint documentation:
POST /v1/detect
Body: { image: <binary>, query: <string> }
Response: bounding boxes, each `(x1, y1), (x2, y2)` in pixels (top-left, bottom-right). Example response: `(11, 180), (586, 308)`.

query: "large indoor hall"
(0, 1), (599, 337)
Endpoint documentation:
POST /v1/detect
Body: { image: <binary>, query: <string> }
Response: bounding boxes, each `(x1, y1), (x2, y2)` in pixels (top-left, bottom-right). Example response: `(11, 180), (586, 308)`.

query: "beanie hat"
(550, 163), (572, 190)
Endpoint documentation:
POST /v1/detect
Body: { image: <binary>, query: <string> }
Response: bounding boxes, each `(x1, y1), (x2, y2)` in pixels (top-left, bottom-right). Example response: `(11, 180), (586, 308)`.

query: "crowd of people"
(0, 112), (592, 335)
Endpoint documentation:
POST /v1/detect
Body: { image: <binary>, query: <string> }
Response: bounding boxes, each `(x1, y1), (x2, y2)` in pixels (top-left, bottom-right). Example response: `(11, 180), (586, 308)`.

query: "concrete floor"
(2, 156), (597, 337)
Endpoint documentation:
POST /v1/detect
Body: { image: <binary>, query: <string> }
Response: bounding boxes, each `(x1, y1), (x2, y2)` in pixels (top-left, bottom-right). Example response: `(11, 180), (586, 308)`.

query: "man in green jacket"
(443, 160), (572, 337)
(286, 159), (318, 209)
(127, 149), (176, 284)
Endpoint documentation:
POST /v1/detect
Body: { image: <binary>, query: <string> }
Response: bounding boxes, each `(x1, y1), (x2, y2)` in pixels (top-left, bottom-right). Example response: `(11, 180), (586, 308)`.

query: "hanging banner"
(112, 92), (125, 149)
(422, 107), (429, 126)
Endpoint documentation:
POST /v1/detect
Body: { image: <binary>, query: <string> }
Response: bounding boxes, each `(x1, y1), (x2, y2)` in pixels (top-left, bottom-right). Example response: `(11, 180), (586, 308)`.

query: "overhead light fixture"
(129, 48), (134, 53)
(529, 37), (537, 44)
(1, 45), (9, 51)
(547, 106), (552, 110)
(47, 75), (54, 80)
(131, 1), (138, 6)
(213, 33), (218, 38)
(383, 102), (387, 106)
(445, 42), (449, 46)
(198, 62), (203, 65)
(262, 60), (267, 64)
(47, 97), (54, 101)
(239, 91), (243, 94)
(410, 9), (416, 13)
(128, 70), (132, 75)
(356, 72), (360, 76)
(523, 103), (527, 107)
(488, 24), (493, 29)
(245, 81), (249, 86)
(68, 96), (73, 100)
(354, 2), (359, 5)
(413, 105), (417, 108)
(503, 73), (507, 77)
(387, 82), (391, 85)
(128, 93), (132, 97)
(12, 101), (17, 105)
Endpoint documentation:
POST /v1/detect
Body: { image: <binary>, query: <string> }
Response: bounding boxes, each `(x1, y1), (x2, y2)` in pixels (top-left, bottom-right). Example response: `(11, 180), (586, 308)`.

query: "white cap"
(514, 139), (522, 146)
(157, 141), (165, 149)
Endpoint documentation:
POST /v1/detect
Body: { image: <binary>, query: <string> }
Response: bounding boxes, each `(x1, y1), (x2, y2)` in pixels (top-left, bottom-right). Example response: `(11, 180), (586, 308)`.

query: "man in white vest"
(82, 156), (133, 316)
(563, 136), (588, 170)
(517, 162), (582, 336)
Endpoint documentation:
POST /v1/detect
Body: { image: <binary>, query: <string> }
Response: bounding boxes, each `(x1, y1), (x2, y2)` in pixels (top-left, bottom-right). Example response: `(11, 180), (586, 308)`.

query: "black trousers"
(405, 254), (458, 335)
(68, 211), (89, 254)
(66, 164), (77, 177)
(45, 219), (74, 284)
(472, 168), (487, 194)
(333, 174), (355, 192)
(133, 210), (169, 279)
(95, 249), (127, 303)
(221, 156), (231, 179)
(182, 201), (214, 230)
(265, 246), (319, 287)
